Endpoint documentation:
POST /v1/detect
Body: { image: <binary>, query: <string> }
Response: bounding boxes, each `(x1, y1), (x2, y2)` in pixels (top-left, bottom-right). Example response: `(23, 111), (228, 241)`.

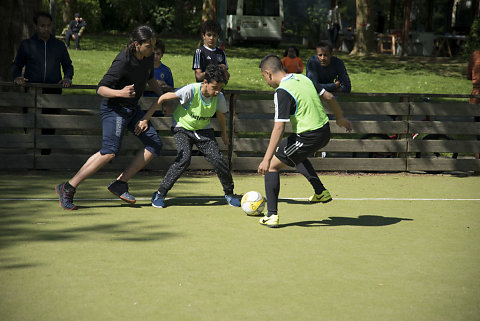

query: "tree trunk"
(62, 0), (75, 26)
(174, 0), (184, 35)
(350, 0), (375, 56)
(0, 0), (42, 82)
(426, 0), (434, 32)
(50, 0), (56, 36)
(401, 0), (412, 57)
(389, 0), (396, 31)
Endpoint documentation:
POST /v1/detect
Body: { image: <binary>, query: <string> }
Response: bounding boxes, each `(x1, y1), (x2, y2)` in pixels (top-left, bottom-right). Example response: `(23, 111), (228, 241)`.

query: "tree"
(62, 0), (76, 26)
(0, 0), (42, 83)
(350, 0), (375, 56)
(174, 0), (184, 34)
(400, 0), (412, 57)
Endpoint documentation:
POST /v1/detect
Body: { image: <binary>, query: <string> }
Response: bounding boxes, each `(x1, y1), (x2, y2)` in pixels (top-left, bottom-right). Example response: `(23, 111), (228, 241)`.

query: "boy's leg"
(196, 129), (240, 206)
(259, 156), (286, 227)
(157, 128), (193, 197)
(196, 129), (234, 195)
(108, 107), (163, 203)
(296, 159), (326, 194)
(74, 33), (81, 49)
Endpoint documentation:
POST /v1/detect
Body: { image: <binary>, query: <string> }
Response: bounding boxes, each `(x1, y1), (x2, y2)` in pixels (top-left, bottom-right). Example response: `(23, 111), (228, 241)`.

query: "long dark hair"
(127, 25), (155, 56)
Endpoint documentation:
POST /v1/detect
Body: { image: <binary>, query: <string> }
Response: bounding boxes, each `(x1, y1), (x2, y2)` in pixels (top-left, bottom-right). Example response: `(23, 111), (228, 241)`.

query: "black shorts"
(275, 123), (330, 167)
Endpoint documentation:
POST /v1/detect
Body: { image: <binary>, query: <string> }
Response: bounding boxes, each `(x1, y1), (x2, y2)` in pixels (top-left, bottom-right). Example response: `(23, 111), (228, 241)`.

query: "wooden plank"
(0, 154), (34, 169)
(36, 114), (100, 129)
(234, 119), (407, 134)
(234, 100), (410, 116)
(0, 113), (35, 128)
(0, 92), (35, 108)
(235, 100), (274, 113)
(37, 94), (101, 109)
(325, 102), (410, 115)
(409, 121), (479, 135)
(408, 140), (480, 153)
(410, 102), (480, 116)
(0, 133), (34, 148)
(231, 156), (407, 171)
(233, 138), (407, 153)
(36, 135), (228, 151)
(407, 158), (480, 172)
(34, 155), (217, 170)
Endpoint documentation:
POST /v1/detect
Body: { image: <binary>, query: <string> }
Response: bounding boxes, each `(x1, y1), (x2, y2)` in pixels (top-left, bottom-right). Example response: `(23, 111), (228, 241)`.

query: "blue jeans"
(99, 103), (163, 157)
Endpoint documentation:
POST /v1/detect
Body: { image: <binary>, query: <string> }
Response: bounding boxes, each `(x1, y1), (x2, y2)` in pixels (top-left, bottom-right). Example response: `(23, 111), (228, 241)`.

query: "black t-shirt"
(275, 88), (296, 122)
(98, 49), (154, 108)
(192, 45), (228, 71)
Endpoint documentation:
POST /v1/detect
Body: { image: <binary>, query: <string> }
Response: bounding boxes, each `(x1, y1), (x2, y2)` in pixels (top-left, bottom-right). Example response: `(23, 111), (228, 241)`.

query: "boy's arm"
(194, 69), (205, 82)
(320, 90), (352, 132)
(258, 122), (285, 174)
(134, 92), (178, 136)
(147, 77), (164, 96)
(216, 111), (229, 146)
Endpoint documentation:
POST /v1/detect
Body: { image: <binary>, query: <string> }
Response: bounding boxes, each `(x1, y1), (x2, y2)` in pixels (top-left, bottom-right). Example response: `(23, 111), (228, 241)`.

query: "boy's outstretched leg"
(259, 171), (280, 227)
(296, 160), (332, 203)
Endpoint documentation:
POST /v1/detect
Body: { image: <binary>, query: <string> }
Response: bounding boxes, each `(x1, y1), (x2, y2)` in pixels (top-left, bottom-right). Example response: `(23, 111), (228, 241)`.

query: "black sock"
(296, 160), (325, 194)
(265, 172), (280, 216)
(64, 182), (75, 190)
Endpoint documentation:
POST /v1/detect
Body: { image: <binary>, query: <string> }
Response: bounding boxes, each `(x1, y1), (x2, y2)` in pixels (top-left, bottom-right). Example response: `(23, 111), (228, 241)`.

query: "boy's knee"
(145, 141), (163, 157)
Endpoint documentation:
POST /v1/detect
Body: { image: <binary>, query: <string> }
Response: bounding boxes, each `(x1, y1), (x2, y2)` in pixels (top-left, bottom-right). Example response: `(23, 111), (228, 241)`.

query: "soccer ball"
(241, 191), (265, 216)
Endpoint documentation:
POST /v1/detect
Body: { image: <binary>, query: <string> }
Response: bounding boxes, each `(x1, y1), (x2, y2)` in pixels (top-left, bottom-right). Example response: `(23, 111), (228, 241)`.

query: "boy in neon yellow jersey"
(135, 64), (240, 208)
(258, 54), (353, 227)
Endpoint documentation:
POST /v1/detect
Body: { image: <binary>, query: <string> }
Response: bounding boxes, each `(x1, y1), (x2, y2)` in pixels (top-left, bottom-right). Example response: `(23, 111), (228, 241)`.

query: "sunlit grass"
(70, 35), (471, 95)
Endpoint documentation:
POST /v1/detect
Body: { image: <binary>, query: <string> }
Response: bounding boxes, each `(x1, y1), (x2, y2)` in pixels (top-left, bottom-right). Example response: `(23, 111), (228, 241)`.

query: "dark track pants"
(158, 127), (234, 196)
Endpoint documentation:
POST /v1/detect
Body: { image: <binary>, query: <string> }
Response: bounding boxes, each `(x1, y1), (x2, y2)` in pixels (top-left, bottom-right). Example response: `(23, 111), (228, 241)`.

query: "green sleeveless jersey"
(174, 83), (217, 131)
(277, 74), (329, 133)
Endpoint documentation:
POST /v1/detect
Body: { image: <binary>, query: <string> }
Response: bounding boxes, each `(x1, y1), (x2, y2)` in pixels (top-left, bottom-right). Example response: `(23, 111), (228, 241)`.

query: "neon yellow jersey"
(173, 83), (217, 131)
(277, 74), (329, 133)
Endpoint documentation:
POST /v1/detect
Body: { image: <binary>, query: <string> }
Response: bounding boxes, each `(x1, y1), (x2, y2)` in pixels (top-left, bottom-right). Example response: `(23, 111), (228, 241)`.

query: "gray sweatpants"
(158, 127), (234, 196)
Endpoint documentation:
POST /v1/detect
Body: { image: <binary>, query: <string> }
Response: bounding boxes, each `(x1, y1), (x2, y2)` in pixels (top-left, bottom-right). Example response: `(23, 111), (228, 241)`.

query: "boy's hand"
(134, 120), (149, 136)
(119, 84), (136, 98)
(336, 118), (353, 132)
(257, 159), (270, 175)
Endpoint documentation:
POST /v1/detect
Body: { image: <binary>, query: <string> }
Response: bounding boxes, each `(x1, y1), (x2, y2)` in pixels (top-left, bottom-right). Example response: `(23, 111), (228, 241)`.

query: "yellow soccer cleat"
(309, 189), (332, 203)
(259, 214), (279, 228)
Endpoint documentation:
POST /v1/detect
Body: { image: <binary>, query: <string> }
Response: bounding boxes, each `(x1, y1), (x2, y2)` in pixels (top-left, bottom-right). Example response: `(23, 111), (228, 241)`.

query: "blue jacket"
(11, 34), (74, 84)
(306, 55), (351, 93)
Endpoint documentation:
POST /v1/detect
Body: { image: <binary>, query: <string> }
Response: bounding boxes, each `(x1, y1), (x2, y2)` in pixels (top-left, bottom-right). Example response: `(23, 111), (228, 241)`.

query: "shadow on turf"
(277, 215), (413, 228)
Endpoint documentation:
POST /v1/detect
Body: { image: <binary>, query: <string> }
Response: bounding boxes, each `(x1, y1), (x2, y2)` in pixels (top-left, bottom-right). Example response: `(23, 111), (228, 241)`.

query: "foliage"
(304, 5), (329, 47)
(462, 18), (480, 57)
(150, 6), (175, 34)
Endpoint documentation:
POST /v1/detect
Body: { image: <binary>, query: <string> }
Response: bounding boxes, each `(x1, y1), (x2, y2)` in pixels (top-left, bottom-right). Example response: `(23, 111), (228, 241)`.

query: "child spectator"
(281, 46), (303, 73)
(135, 64), (241, 208)
(192, 20), (230, 83)
(144, 39), (174, 97)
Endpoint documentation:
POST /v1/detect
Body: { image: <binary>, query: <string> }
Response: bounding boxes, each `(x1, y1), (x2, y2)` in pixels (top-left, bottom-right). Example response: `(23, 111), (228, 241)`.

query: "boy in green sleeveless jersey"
(135, 65), (241, 208)
(258, 54), (352, 227)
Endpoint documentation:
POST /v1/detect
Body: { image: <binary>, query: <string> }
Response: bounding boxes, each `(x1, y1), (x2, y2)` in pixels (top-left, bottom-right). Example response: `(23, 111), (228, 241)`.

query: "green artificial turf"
(0, 171), (479, 321)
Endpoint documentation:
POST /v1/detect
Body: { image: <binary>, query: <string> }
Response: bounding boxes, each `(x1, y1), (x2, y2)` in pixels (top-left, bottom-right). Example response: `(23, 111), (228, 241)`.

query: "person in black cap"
(65, 12), (86, 50)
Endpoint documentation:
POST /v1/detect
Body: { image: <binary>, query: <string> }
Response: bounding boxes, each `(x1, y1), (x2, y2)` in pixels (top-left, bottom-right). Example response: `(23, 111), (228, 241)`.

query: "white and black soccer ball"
(241, 191), (265, 216)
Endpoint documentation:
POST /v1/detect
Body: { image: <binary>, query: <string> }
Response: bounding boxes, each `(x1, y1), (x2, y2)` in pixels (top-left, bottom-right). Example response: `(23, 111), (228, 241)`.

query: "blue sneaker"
(225, 194), (241, 207)
(151, 192), (166, 208)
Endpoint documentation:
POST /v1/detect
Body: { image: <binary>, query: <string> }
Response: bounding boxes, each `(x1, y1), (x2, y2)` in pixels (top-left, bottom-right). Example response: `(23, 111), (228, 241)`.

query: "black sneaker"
(55, 182), (77, 210)
(107, 180), (136, 204)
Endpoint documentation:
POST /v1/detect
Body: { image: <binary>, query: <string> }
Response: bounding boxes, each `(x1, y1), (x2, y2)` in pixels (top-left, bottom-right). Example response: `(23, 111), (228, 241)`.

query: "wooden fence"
(1, 83), (479, 173)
